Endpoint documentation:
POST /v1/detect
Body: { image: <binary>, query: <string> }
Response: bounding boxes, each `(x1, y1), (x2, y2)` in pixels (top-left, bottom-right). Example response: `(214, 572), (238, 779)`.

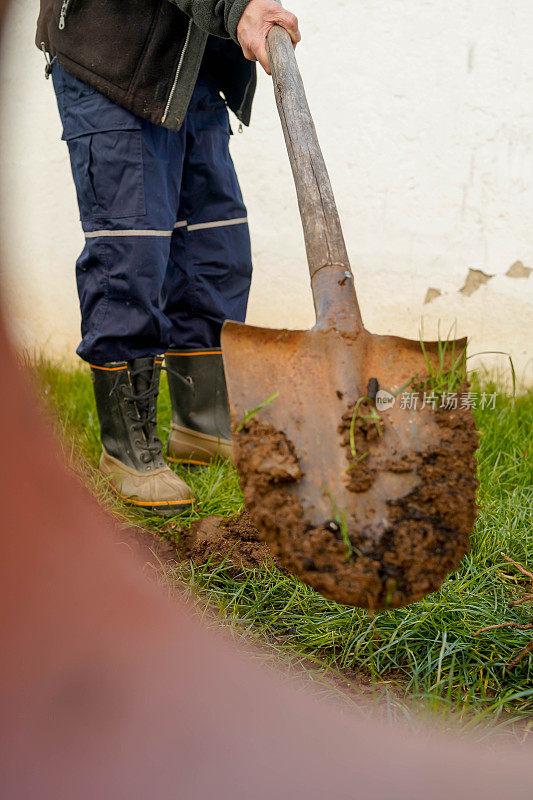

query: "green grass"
(418, 327), (468, 395)
(29, 355), (533, 736)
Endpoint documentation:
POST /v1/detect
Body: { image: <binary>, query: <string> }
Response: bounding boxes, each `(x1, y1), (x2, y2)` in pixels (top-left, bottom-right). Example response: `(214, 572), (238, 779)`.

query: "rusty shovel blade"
(222, 323), (478, 609)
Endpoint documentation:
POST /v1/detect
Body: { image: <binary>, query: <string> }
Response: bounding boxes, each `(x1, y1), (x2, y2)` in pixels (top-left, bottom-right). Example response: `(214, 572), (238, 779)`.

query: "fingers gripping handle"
(266, 25), (363, 332)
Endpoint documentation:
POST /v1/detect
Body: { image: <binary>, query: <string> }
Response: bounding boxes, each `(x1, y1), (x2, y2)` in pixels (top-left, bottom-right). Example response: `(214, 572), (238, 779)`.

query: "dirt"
(176, 510), (279, 572)
(233, 399), (479, 610)
(124, 386), (478, 610)
(115, 510), (277, 581)
(340, 398), (381, 493)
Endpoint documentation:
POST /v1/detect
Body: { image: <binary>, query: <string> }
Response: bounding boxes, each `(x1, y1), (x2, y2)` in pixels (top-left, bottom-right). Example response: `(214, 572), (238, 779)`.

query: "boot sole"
(167, 423), (233, 466)
(104, 478), (194, 517)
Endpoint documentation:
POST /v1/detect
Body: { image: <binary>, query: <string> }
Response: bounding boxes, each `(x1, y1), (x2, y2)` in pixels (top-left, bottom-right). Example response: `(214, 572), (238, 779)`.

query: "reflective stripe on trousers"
(52, 63), (252, 364)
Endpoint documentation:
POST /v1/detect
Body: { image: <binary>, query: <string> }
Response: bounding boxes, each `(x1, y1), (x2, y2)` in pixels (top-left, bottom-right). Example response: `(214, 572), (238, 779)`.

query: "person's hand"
(236, 0), (301, 75)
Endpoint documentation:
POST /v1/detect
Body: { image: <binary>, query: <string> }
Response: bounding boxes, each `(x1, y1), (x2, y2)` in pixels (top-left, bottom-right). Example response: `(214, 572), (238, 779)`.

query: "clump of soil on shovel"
(234, 404), (478, 609)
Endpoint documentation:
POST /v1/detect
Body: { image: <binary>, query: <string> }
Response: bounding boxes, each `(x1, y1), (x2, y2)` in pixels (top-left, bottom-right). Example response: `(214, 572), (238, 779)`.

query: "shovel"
(222, 25), (478, 609)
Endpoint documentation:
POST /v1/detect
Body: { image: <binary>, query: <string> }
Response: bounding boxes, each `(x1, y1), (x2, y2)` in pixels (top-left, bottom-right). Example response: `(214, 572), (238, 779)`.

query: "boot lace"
(110, 368), (162, 464)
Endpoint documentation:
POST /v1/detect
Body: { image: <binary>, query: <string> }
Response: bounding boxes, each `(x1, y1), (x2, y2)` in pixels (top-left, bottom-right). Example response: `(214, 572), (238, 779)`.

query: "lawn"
(30, 355), (532, 738)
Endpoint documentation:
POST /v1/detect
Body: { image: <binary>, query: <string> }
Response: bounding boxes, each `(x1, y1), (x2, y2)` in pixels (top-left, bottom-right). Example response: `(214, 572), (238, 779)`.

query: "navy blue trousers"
(52, 63), (252, 364)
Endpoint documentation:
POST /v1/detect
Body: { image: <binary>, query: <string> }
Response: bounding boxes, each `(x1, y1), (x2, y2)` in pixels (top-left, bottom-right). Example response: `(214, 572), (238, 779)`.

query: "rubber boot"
(165, 349), (233, 465)
(91, 357), (194, 515)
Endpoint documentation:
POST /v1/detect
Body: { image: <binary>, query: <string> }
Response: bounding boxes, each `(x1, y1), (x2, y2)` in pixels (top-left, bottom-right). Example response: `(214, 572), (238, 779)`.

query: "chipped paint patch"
(424, 288), (442, 304)
(506, 261), (532, 279)
(459, 269), (493, 297)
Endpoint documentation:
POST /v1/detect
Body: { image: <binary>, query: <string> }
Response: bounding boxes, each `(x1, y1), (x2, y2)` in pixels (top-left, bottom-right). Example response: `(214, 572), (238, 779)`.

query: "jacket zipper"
(236, 72), (254, 127)
(162, 18), (193, 124)
(58, 0), (74, 29)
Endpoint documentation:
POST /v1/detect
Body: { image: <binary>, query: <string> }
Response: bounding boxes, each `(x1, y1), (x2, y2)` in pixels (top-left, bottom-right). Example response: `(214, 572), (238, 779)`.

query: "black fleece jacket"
(36, 0), (257, 130)
(171, 0), (250, 40)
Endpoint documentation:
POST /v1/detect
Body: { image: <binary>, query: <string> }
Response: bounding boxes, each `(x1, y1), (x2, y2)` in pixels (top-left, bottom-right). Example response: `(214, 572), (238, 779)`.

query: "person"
(36, 0), (300, 514)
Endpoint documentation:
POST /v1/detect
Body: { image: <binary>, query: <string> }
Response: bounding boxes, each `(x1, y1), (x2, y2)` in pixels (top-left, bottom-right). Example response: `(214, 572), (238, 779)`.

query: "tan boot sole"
(167, 423), (233, 466)
(99, 449), (194, 515)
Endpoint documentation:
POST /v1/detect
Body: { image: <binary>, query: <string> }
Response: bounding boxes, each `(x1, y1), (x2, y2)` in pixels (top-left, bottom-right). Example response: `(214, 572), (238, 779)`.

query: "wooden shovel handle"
(267, 24), (363, 332)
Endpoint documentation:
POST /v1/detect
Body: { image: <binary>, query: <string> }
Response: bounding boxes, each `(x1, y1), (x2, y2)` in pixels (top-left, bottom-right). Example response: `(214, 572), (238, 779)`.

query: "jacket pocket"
(56, 0), (160, 92)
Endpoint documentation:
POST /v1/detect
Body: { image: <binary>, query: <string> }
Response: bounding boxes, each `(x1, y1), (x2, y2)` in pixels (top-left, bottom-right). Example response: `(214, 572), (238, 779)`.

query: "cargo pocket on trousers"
(66, 127), (146, 222)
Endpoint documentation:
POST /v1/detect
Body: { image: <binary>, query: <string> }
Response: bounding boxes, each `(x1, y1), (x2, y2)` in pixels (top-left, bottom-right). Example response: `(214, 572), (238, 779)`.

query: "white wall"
(1, 0), (532, 384)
